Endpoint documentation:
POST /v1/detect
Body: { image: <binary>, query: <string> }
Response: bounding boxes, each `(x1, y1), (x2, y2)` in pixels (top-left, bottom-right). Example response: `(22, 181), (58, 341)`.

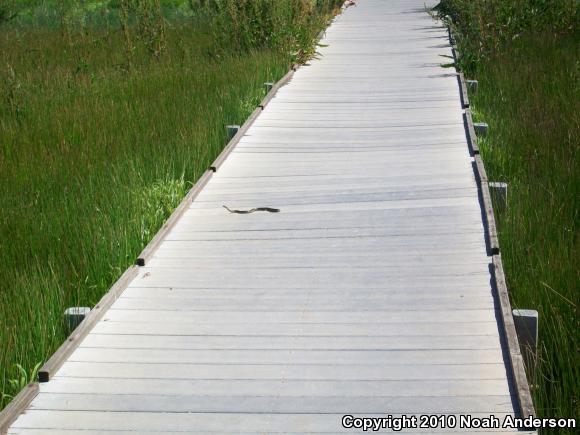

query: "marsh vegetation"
(0, 0), (343, 408)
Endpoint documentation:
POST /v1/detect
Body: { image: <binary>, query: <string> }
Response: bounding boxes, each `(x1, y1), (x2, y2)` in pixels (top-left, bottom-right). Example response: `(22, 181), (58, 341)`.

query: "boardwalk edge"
(446, 24), (536, 421)
(0, 384), (38, 435)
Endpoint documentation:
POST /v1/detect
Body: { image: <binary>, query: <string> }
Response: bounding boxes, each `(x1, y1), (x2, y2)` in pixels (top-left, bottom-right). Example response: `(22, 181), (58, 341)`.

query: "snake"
(223, 205), (280, 214)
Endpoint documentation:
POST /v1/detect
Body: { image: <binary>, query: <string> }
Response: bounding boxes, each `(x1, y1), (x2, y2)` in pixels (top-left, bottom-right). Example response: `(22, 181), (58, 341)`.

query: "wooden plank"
(179, 205), (484, 227)
(251, 119), (464, 129)
(164, 226), (484, 242)
(55, 361), (510, 381)
(221, 147), (471, 161)
(203, 165), (476, 180)
(79, 333), (501, 351)
(201, 181), (477, 197)
(243, 125), (466, 137)
(188, 197), (482, 215)
(38, 266), (139, 383)
(195, 184), (479, 200)
(66, 347), (507, 366)
(166, 213), (484, 233)
(91, 320), (502, 338)
(144, 254), (490, 270)
(30, 393), (515, 414)
(227, 148), (472, 162)
(108, 297), (495, 312)
(125, 267), (492, 290)
(40, 377), (512, 398)
(237, 134), (466, 142)
(119, 285), (494, 301)
(102, 309), (499, 324)
(115, 287), (494, 304)
(206, 172), (472, 186)
(194, 187), (480, 203)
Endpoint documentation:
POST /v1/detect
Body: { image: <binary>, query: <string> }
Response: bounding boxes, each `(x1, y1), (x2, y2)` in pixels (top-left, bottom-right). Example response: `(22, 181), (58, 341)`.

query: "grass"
(436, 0), (579, 429)
(471, 33), (579, 426)
(0, 0), (343, 409)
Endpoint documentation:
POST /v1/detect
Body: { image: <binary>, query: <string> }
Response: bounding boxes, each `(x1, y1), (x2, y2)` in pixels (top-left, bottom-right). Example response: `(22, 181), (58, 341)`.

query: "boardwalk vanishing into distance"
(4, 0), (535, 433)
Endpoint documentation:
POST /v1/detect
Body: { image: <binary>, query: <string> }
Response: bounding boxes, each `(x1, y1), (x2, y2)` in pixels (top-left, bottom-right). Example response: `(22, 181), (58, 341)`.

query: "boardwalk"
(6, 0), (533, 433)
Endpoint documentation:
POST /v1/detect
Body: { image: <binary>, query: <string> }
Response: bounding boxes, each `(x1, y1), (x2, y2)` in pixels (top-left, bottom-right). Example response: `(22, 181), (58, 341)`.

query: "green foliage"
(0, 0), (339, 410)
(196, 0), (342, 60)
(5, 363), (41, 398)
(435, 0), (579, 71)
(0, 1), (17, 24)
(136, 176), (189, 245)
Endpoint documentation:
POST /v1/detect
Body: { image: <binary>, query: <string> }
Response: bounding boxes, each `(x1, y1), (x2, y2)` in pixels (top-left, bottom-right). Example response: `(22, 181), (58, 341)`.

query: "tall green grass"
(472, 34), (579, 426)
(0, 0), (343, 409)
(437, 0), (578, 430)
(435, 0), (578, 71)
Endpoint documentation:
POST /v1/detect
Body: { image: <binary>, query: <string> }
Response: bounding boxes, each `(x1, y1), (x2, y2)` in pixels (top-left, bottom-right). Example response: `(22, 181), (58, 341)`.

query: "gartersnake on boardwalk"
(223, 205), (280, 214)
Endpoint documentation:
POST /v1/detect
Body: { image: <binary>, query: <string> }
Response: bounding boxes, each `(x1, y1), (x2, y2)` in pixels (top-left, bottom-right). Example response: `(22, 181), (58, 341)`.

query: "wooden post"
(226, 125), (240, 140)
(488, 182), (508, 213)
(513, 309), (539, 367)
(474, 122), (488, 137)
(467, 79), (478, 93)
(64, 307), (91, 332)
(458, 73), (470, 109)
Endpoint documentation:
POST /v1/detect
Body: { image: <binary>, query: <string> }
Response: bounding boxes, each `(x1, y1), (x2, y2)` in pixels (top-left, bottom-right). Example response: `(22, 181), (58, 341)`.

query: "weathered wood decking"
(6, 0), (534, 433)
